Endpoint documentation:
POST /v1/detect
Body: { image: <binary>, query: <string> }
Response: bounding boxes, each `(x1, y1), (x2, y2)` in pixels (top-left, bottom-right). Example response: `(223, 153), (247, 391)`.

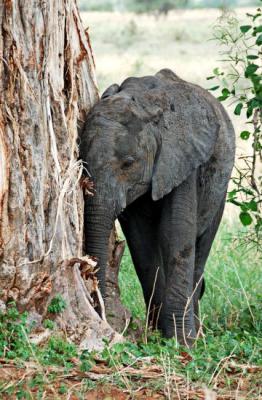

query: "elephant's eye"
(121, 156), (135, 169)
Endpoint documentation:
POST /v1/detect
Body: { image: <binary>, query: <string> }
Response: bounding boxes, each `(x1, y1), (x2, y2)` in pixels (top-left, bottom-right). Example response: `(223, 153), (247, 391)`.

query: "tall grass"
(119, 221), (261, 351)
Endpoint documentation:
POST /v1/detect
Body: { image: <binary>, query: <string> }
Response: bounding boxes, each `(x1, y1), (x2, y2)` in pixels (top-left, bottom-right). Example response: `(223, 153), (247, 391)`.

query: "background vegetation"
(78, 0), (260, 12)
(209, 7), (262, 248)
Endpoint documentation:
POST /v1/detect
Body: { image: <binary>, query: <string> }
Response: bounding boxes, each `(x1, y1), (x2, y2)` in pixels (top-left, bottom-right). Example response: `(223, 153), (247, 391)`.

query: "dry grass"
(1, 357), (260, 399)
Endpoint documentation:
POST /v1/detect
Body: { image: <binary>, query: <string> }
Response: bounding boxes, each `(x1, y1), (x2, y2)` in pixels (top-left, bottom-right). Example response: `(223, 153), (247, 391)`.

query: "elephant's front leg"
(119, 193), (165, 327)
(158, 173), (197, 346)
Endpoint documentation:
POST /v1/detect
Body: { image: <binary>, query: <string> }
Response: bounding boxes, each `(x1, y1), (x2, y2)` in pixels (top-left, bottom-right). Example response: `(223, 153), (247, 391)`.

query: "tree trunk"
(0, 0), (122, 350)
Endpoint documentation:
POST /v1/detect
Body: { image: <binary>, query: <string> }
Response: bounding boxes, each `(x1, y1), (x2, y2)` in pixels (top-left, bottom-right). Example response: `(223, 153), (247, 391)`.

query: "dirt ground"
(1, 359), (259, 399)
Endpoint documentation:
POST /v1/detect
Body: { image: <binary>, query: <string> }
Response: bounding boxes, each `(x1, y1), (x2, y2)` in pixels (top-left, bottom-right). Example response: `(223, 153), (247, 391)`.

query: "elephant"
(79, 68), (235, 345)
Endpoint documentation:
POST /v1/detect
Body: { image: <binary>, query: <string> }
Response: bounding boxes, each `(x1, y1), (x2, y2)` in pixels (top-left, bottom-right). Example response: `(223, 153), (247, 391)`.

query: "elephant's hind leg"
(194, 196), (226, 333)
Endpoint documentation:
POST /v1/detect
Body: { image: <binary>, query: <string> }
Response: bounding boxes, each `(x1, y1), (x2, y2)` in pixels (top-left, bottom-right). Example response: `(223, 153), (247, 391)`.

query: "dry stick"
(186, 371), (190, 400)
(208, 345), (237, 386)
(173, 372), (182, 400)
(182, 297), (192, 348)
(205, 271), (235, 305)
(161, 353), (173, 400)
(95, 285), (107, 322)
(1, 371), (28, 397)
(195, 301), (206, 345)
(121, 315), (131, 336)
(107, 348), (133, 395)
(172, 313), (179, 349)
(155, 302), (163, 332)
(144, 267), (160, 344)
(234, 346), (258, 400)
(182, 273), (204, 348)
(66, 382), (84, 400)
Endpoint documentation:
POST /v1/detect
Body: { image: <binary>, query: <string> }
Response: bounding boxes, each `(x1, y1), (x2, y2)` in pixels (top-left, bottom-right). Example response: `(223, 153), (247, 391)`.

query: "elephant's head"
(80, 69), (219, 296)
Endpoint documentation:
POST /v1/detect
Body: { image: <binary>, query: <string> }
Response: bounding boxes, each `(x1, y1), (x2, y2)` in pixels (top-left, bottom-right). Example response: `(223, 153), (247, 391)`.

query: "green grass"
(116, 222), (261, 392)
(118, 246), (145, 321)
(119, 222), (261, 331)
(0, 223), (261, 398)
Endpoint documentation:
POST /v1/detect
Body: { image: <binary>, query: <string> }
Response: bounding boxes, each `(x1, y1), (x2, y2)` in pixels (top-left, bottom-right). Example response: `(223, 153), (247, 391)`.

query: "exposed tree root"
(47, 257), (123, 350)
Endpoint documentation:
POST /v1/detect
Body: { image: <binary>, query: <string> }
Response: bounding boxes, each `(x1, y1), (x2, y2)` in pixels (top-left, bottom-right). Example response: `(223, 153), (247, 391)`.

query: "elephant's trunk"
(84, 201), (114, 297)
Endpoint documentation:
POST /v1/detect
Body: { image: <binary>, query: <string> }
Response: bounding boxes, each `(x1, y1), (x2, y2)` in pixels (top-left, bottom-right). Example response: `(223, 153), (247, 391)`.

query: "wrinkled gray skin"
(80, 69), (235, 345)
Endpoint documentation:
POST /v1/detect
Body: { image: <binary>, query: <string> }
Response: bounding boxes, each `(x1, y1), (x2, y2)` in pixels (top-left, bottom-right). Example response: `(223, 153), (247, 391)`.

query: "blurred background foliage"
(78, 0), (260, 13)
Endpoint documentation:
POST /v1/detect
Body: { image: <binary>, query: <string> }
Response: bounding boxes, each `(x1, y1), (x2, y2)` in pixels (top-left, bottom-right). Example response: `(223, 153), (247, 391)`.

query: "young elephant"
(79, 69), (235, 345)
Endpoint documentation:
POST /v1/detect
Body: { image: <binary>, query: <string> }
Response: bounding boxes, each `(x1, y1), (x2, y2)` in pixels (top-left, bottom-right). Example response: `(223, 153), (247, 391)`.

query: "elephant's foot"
(161, 324), (197, 347)
(159, 305), (197, 347)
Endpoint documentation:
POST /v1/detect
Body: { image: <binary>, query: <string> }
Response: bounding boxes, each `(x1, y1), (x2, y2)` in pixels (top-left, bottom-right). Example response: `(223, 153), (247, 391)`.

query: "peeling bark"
(0, 0), (122, 349)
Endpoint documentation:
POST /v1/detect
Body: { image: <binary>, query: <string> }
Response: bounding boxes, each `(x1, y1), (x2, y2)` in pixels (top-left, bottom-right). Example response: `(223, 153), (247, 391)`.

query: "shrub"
(207, 4), (262, 248)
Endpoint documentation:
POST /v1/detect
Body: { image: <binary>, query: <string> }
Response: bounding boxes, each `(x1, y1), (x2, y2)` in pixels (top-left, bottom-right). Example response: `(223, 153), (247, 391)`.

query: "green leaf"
(213, 67), (224, 77)
(222, 88), (230, 96)
(253, 25), (262, 35)
(255, 34), (262, 45)
(206, 76), (215, 80)
(234, 103), (243, 115)
(209, 86), (220, 91)
(240, 131), (250, 140)
(218, 88), (230, 101)
(239, 212), (253, 226)
(248, 97), (260, 111)
(240, 25), (252, 33)
(228, 189), (237, 199)
(80, 359), (94, 372)
(247, 200), (258, 212)
(47, 295), (66, 314)
(246, 105), (253, 118)
(228, 199), (241, 206)
(245, 64), (259, 78)
(241, 188), (254, 196)
(247, 55), (259, 60)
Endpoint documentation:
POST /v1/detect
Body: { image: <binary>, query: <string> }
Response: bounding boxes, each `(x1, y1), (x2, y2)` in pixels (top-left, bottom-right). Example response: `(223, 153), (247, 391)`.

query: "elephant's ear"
(151, 86), (220, 201)
(101, 84), (120, 99)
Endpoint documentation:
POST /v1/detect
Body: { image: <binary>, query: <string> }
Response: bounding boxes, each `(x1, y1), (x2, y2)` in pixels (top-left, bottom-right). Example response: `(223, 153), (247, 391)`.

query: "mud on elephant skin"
(79, 68), (235, 346)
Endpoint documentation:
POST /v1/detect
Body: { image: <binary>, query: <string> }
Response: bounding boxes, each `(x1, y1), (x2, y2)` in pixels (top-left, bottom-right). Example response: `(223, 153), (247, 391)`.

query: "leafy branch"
(208, 3), (262, 249)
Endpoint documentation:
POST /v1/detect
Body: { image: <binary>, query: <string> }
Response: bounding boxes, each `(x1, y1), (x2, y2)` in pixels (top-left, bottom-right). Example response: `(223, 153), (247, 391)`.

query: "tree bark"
(0, 0), (122, 350)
